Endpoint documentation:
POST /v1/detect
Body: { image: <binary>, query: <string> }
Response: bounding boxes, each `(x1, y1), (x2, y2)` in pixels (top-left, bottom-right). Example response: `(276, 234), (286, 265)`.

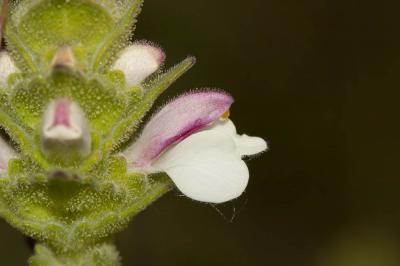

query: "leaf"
(90, 0), (144, 72)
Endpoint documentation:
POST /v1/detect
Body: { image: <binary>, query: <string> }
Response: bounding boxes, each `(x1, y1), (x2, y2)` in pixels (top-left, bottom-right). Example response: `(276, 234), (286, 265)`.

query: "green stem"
(29, 242), (121, 266)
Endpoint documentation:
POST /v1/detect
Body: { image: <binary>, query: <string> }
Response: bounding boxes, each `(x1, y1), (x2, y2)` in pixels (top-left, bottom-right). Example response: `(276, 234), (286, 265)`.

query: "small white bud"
(112, 43), (165, 87)
(0, 136), (16, 173)
(50, 46), (76, 69)
(41, 98), (91, 160)
(0, 51), (19, 88)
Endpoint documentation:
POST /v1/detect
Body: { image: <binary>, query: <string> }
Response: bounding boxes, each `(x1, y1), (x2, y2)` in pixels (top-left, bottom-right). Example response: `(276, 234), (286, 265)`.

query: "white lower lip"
(44, 126), (82, 141)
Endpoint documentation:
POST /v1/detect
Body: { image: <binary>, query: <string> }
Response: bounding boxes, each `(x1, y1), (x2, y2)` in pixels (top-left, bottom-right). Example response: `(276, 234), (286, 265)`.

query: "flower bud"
(50, 46), (75, 70)
(0, 136), (16, 174)
(41, 98), (91, 162)
(0, 51), (19, 88)
(112, 43), (165, 87)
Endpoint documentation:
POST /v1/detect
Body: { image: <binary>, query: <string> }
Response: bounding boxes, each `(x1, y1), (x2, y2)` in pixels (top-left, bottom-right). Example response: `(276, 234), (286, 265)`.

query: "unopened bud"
(0, 136), (16, 173)
(112, 43), (165, 87)
(41, 98), (91, 162)
(51, 46), (75, 70)
(0, 51), (19, 87)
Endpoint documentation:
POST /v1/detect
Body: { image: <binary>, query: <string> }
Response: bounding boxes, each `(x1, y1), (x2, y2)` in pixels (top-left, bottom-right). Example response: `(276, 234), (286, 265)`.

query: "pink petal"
(41, 98), (91, 158)
(52, 98), (71, 127)
(124, 91), (233, 168)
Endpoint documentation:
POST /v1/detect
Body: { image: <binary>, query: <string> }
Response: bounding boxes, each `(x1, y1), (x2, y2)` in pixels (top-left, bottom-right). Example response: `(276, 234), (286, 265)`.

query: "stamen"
(220, 110), (230, 121)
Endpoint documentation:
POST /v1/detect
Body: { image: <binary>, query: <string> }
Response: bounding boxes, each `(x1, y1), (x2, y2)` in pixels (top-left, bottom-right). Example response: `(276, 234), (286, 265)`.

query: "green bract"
(0, 0), (195, 264)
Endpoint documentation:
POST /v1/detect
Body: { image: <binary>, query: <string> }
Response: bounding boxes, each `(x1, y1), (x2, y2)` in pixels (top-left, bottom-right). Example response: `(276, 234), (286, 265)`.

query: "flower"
(123, 91), (267, 203)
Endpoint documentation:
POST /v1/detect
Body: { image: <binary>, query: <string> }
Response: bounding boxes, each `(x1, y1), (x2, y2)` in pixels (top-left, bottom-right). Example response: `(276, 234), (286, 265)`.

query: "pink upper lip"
(51, 99), (71, 128)
(126, 91), (234, 168)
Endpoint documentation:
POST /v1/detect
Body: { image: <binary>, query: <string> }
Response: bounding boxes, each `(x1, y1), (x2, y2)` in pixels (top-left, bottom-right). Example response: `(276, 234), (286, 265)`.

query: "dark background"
(2, 0), (400, 265)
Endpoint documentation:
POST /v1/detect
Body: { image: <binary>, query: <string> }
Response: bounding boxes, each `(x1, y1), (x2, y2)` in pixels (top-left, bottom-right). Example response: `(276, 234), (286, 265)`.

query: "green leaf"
(6, 0), (115, 70)
(90, 0), (144, 72)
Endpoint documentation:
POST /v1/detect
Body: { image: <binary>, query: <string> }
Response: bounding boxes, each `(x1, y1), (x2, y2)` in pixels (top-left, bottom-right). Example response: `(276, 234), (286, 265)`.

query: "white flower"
(150, 119), (266, 203)
(124, 91), (267, 203)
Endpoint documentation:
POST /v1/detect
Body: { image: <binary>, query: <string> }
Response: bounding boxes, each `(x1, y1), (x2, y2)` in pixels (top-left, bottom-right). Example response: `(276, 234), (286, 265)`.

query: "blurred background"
(2, 0), (400, 265)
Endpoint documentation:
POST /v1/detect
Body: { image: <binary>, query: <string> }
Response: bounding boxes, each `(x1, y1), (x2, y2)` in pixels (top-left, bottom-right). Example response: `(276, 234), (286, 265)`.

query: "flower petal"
(152, 129), (249, 203)
(112, 43), (165, 87)
(211, 119), (268, 156)
(0, 52), (19, 88)
(124, 91), (233, 168)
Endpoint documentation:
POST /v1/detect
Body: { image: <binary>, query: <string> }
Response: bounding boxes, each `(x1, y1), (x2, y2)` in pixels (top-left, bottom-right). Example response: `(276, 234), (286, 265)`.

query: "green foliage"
(0, 0), (194, 264)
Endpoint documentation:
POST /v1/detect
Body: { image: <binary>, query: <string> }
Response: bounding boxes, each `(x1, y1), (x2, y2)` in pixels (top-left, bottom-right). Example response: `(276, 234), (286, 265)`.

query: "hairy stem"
(29, 242), (121, 266)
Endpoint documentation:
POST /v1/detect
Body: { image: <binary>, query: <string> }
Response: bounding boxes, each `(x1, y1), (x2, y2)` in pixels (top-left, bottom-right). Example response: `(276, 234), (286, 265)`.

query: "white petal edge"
(112, 43), (165, 87)
(210, 119), (268, 156)
(0, 52), (19, 88)
(150, 129), (249, 203)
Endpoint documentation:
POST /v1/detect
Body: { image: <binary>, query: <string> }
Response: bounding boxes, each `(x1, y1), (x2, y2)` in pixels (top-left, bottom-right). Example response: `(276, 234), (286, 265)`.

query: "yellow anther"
(220, 110), (230, 121)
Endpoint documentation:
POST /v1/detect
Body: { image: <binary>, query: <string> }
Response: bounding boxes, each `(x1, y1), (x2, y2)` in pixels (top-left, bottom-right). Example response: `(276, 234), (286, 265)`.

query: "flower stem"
(29, 242), (121, 266)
